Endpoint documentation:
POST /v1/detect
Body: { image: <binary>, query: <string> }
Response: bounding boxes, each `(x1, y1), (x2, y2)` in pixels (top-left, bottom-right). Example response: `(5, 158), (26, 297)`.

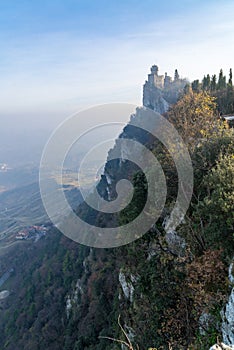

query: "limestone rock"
(222, 260), (234, 345)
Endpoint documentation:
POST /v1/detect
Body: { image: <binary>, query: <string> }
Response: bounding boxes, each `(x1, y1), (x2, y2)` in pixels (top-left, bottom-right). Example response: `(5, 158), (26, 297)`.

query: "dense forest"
(191, 68), (234, 115)
(0, 71), (234, 350)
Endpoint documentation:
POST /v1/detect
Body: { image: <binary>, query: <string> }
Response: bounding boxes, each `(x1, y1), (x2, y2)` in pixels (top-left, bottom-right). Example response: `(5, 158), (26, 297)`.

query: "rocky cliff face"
(142, 65), (188, 113)
(63, 66), (234, 350)
(222, 262), (234, 345)
(143, 81), (169, 114)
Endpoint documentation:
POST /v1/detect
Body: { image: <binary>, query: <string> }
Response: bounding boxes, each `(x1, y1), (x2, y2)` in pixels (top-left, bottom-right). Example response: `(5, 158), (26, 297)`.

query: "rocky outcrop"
(210, 343), (234, 350)
(143, 81), (169, 114)
(142, 65), (188, 113)
(221, 261), (234, 345)
(66, 295), (72, 318)
(162, 215), (186, 257)
(119, 270), (138, 303)
(199, 312), (216, 336)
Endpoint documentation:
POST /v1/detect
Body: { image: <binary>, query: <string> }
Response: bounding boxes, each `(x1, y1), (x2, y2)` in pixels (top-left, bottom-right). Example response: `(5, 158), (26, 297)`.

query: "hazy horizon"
(1, 0), (234, 133)
(1, 0), (234, 166)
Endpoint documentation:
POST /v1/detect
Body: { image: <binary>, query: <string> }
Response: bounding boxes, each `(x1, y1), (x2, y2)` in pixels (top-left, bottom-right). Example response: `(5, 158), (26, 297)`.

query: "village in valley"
(15, 225), (49, 242)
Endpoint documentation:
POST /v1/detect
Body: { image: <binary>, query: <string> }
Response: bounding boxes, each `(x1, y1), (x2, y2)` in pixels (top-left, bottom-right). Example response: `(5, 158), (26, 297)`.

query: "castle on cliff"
(143, 65), (187, 114)
(146, 65), (172, 89)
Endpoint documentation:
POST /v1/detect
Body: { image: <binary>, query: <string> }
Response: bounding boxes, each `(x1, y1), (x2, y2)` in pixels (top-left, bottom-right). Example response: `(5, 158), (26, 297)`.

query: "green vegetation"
(191, 68), (234, 115)
(0, 75), (233, 350)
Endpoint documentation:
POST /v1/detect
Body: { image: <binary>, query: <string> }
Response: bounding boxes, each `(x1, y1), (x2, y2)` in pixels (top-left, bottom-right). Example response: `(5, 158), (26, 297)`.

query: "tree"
(100, 315), (136, 350)
(181, 126), (234, 252)
(183, 83), (192, 95)
(192, 79), (200, 92)
(167, 91), (218, 150)
(202, 74), (211, 91)
(193, 149), (234, 250)
(227, 68), (234, 113)
(174, 69), (180, 81)
(217, 69), (226, 90)
(211, 75), (217, 91)
(203, 152), (234, 231)
(206, 74), (211, 90)
(228, 68), (233, 87)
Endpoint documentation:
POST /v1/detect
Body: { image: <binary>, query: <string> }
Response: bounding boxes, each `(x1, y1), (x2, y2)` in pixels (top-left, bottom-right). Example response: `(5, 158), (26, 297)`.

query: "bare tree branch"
(99, 335), (130, 348)
(99, 315), (136, 350)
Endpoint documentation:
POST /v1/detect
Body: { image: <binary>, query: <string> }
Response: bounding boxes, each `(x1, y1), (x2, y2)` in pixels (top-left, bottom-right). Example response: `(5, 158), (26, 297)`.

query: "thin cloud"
(0, 0), (234, 125)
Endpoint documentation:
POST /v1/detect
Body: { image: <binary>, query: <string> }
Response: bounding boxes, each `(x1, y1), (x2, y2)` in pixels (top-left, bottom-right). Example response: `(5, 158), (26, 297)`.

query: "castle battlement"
(146, 65), (172, 89)
(143, 65), (187, 113)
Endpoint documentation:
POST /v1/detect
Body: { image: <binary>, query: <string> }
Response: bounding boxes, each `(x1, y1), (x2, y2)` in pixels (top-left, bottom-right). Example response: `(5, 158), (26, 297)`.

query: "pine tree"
(206, 74), (211, 90)
(211, 75), (217, 91)
(174, 69), (179, 81)
(228, 68), (233, 87)
(217, 69), (226, 90)
(192, 79), (200, 92)
(202, 76), (207, 91)
(183, 83), (192, 95)
(227, 68), (233, 113)
(202, 75), (211, 91)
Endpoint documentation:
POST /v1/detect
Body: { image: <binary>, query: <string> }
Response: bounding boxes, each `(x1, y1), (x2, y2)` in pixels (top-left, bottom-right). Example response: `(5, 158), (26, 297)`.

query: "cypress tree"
(211, 75), (217, 91)
(206, 74), (211, 90)
(192, 80), (200, 92)
(228, 68), (233, 86)
(202, 75), (207, 90)
(218, 69), (226, 90)
(174, 69), (179, 81)
(227, 68), (233, 113)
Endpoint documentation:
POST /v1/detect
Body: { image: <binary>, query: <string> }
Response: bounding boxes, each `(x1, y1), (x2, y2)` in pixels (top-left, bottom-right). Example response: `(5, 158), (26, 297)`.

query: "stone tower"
(147, 65), (164, 89)
(164, 72), (172, 88)
(143, 65), (169, 114)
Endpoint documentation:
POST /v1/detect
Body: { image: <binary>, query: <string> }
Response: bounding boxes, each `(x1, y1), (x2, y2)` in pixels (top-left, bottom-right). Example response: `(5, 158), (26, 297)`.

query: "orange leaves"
(186, 250), (227, 314)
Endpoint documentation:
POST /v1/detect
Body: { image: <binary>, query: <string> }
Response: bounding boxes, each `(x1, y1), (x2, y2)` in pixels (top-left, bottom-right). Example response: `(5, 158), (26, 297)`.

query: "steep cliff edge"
(222, 262), (234, 345)
(0, 66), (233, 350)
(61, 72), (234, 349)
(143, 65), (187, 113)
(62, 68), (234, 350)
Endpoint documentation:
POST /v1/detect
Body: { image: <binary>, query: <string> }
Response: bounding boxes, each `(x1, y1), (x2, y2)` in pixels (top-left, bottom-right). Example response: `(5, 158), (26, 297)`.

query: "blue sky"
(1, 0), (234, 129)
